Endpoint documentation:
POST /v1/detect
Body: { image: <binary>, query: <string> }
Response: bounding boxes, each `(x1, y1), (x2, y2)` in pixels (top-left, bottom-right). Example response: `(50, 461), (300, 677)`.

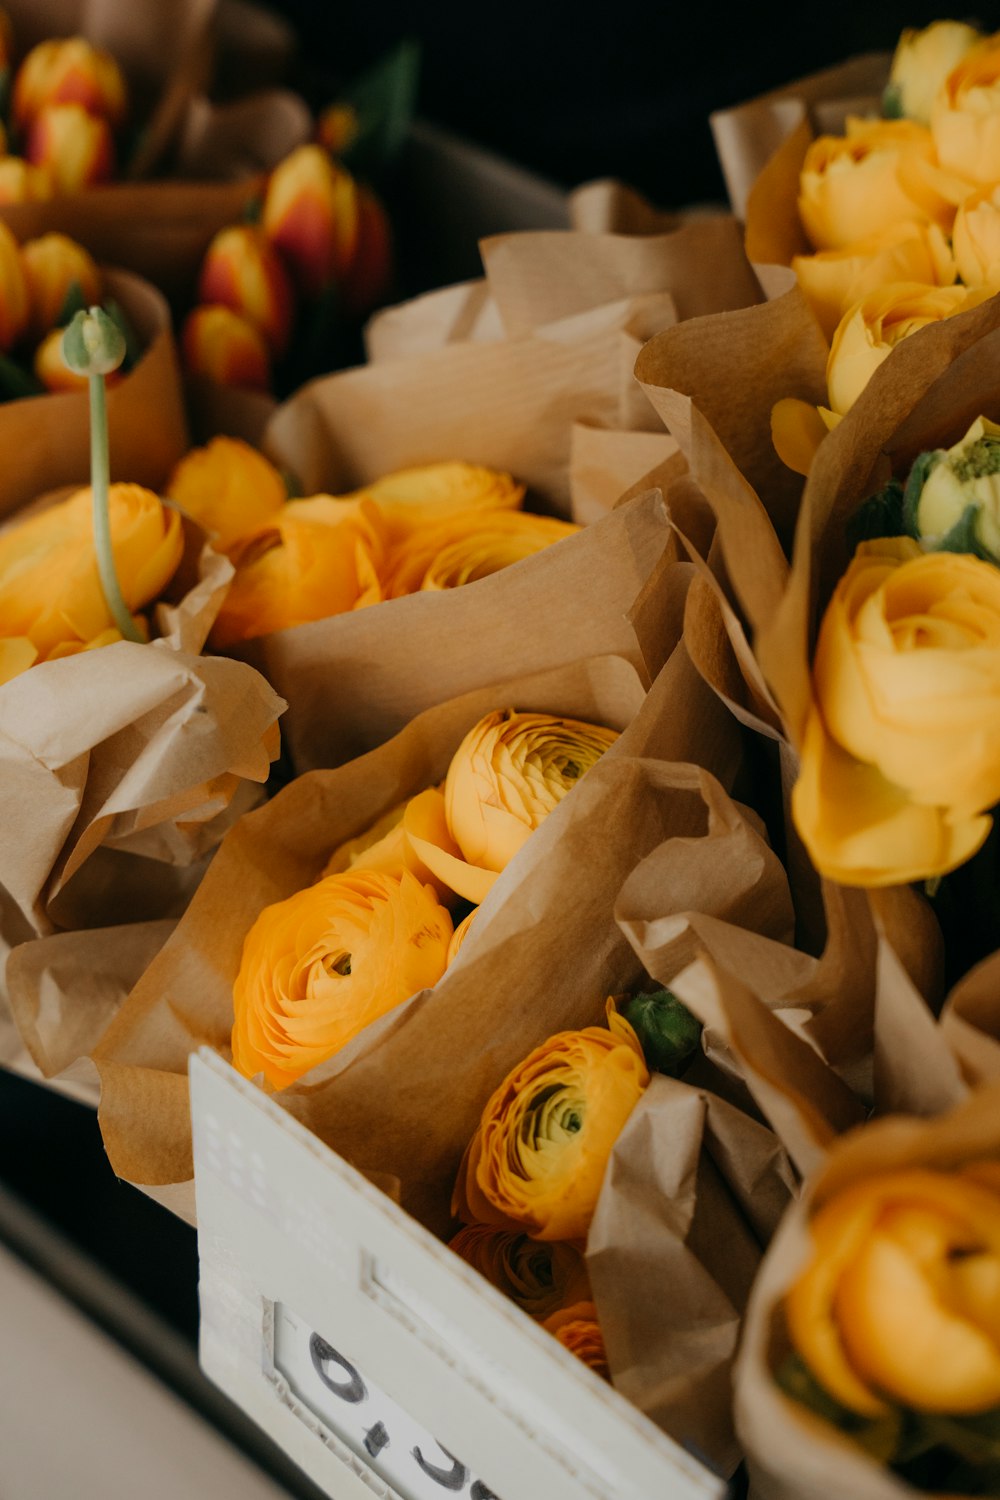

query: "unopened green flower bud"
(61, 304), (125, 377)
(910, 417), (1000, 563)
(620, 988), (702, 1077)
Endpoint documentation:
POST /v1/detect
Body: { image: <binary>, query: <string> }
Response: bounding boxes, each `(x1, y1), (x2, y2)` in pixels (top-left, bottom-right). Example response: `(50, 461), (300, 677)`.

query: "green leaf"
(776, 1354), (904, 1463)
(902, 448), (941, 537)
(882, 82), (904, 119)
(0, 350), (44, 401)
(621, 989), (702, 1077)
(846, 479), (906, 550)
(336, 39), (421, 178)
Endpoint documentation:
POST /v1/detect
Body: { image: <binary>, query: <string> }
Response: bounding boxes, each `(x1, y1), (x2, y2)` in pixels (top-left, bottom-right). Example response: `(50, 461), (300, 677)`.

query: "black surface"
(263, 1), (1000, 208)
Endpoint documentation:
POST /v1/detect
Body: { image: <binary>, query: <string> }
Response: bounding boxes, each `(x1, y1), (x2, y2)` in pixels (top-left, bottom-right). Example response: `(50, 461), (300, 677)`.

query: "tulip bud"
(181, 304), (272, 393)
(0, 157), (53, 206)
(0, 218), (29, 353)
(315, 103), (360, 157)
(262, 143), (360, 297)
(61, 305), (125, 377)
(13, 37), (128, 131)
(34, 324), (124, 392)
(341, 185), (392, 316)
(198, 225), (294, 357)
(26, 103), (115, 193)
(619, 989), (702, 1077)
(21, 233), (102, 339)
(909, 416), (1000, 562)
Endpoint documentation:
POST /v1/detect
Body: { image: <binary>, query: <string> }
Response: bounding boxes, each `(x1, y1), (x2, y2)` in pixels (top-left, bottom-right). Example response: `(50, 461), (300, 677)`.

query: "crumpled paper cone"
(0, 266), (188, 518)
(0, 635), (283, 936)
(734, 1082), (1000, 1500)
(589, 1074), (796, 1477)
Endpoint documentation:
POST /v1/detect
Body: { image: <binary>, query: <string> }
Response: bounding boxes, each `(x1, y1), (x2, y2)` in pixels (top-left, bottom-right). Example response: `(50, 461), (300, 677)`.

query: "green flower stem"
(88, 370), (142, 643)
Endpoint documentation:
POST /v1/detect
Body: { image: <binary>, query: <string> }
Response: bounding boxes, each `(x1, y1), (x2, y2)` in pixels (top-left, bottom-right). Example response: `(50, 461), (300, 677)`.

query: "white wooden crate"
(191, 1048), (726, 1500)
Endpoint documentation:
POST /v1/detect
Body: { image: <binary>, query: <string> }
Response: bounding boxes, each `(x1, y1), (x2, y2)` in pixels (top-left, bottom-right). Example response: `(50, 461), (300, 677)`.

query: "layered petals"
(166, 436), (287, 555)
(448, 1223), (591, 1321)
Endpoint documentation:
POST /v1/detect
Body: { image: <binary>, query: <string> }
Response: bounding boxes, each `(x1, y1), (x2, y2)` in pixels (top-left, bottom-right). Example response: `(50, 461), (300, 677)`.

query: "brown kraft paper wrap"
(93, 610), (742, 1221)
(0, 267), (188, 517)
(734, 1083), (1000, 1500)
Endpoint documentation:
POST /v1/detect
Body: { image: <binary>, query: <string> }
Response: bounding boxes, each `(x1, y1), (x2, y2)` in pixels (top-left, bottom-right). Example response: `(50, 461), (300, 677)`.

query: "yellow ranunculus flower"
(542, 1301), (610, 1378)
(231, 869), (453, 1090)
(886, 20), (982, 126)
(448, 1223), (591, 1321)
(792, 536), (1000, 885)
(321, 792), (458, 906)
(787, 1167), (1000, 1415)
(934, 37), (1000, 184)
(166, 437), (287, 556)
(453, 1006), (649, 1242)
(798, 118), (955, 252)
(447, 709), (619, 877)
(0, 484), (182, 673)
(208, 495), (385, 648)
(953, 182), (1000, 288)
(792, 222), (955, 339)
(826, 281), (986, 417)
(383, 510), (580, 597)
(345, 461), (525, 546)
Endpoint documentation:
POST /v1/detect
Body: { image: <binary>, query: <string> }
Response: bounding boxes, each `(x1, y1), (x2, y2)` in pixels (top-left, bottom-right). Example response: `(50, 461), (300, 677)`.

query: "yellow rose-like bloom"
(208, 496), (385, 648)
(0, 484), (182, 668)
(346, 461), (525, 546)
(792, 222), (955, 340)
(231, 869), (453, 1090)
(826, 281), (985, 417)
(447, 709), (619, 876)
(454, 1007), (649, 1242)
(321, 792), (457, 906)
(953, 182), (1000, 288)
(543, 1301), (610, 1379)
(886, 20), (982, 126)
(384, 510), (579, 597)
(799, 118), (954, 252)
(792, 536), (1000, 885)
(787, 1167), (1000, 1415)
(448, 1222), (591, 1321)
(934, 37), (1000, 184)
(166, 437), (287, 556)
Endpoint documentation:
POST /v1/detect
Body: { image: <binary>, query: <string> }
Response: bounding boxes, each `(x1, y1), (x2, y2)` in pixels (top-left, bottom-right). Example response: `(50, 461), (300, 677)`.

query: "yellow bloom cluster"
(165, 439), (578, 647)
(231, 708), (618, 1088)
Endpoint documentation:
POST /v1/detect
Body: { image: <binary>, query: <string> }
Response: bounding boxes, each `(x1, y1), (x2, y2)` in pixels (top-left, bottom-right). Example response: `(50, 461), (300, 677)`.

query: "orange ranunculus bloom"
(347, 460), (525, 547)
(798, 118), (961, 252)
(231, 869), (453, 1089)
(448, 1222), (591, 1321)
(181, 304), (272, 394)
(792, 536), (1000, 885)
(21, 232), (102, 339)
(543, 1301), (610, 1378)
(166, 437), (286, 556)
(12, 37), (127, 130)
(405, 711), (618, 904)
(402, 712), (617, 905)
(453, 1006), (649, 1242)
(198, 225), (295, 358)
(933, 37), (1000, 184)
(787, 1166), (1000, 1416)
(383, 510), (579, 597)
(26, 103), (115, 192)
(208, 495), (385, 648)
(0, 483), (183, 677)
(0, 218), (29, 353)
(262, 143), (360, 297)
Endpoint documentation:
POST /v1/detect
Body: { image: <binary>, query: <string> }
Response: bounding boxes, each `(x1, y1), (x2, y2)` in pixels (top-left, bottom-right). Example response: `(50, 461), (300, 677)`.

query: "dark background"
(263, 1), (996, 206)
